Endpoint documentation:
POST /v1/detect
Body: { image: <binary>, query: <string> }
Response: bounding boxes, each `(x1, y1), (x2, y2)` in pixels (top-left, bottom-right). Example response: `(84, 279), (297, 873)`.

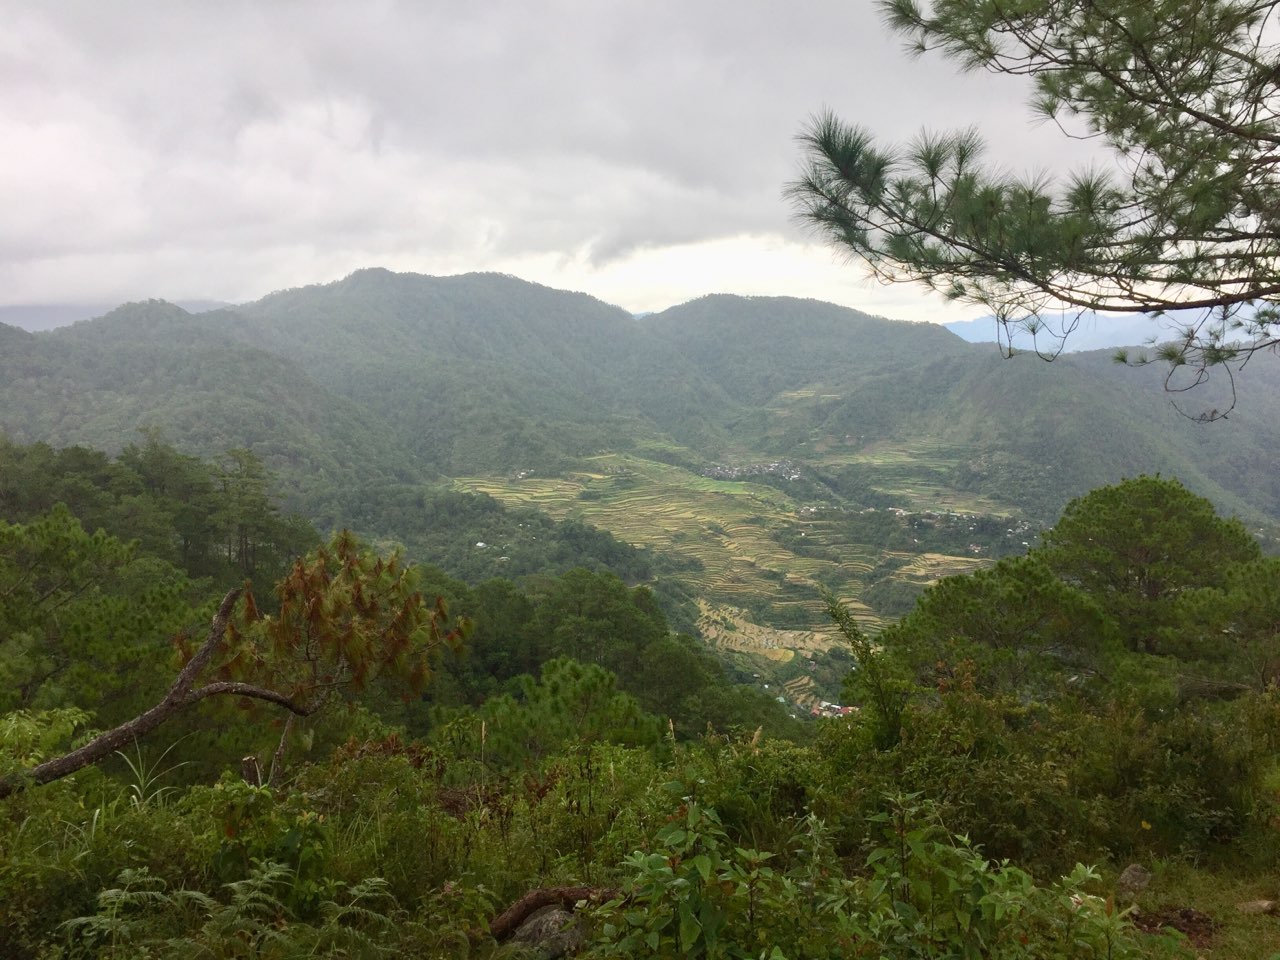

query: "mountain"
(0, 299), (416, 522)
(3, 269), (1278, 641)
(944, 310), (1190, 353)
(643, 295), (969, 404)
(644, 295), (1280, 524)
(0, 300), (230, 332)
(228, 269), (737, 471)
(4, 270), (1277, 524)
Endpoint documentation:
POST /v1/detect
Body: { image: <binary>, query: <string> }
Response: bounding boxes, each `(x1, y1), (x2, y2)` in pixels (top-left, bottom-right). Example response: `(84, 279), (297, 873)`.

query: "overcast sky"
(1, 1), (1103, 322)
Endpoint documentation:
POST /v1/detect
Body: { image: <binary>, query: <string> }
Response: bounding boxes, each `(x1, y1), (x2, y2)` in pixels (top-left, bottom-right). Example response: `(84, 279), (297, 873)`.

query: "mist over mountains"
(0, 300), (231, 333)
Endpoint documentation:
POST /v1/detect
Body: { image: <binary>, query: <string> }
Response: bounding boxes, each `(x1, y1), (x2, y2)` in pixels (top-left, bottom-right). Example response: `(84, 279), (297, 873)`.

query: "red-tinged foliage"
(203, 531), (469, 717)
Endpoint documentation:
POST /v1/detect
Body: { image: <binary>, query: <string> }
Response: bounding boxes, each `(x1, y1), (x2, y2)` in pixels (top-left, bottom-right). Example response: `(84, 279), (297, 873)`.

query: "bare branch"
(0, 587), (306, 801)
(187, 682), (313, 716)
(173, 588), (242, 696)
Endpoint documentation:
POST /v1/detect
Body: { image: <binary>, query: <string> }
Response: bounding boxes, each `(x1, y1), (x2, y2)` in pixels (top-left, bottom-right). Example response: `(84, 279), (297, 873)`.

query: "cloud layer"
(1, 1), (1102, 319)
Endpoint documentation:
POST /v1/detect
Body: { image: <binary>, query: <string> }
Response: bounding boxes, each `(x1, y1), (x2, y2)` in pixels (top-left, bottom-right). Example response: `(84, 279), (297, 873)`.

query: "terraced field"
(696, 600), (845, 659)
(893, 551), (991, 582)
(813, 438), (1012, 515)
(453, 442), (1026, 662)
(455, 453), (857, 629)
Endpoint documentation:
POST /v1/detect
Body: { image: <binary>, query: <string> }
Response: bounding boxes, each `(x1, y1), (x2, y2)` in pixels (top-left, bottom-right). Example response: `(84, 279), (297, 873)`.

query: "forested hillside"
(4, 269), (1279, 660)
(5, 272), (1280, 954)
(229, 270), (737, 473)
(6, 270), (1279, 525)
(0, 300), (417, 522)
(10, 0), (1280, 950)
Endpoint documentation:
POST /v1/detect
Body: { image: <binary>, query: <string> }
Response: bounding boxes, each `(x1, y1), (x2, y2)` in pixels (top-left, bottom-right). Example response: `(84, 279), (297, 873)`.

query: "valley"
(9, 4), (1280, 951)
(452, 444), (1019, 648)
(6, 270), (1280, 955)
(3, 270), (1278, 686)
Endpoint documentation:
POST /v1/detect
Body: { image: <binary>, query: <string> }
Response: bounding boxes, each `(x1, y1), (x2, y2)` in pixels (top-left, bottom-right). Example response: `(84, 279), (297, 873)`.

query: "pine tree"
(790, 0), (1280, 413)
(1039, 476), (1260, 652)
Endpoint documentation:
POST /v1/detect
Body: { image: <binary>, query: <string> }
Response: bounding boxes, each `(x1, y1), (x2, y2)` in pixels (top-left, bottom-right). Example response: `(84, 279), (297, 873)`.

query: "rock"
(1115, 863), (1152, 902)
(490, 884), (617, 955)
(1236, 899), (1279, 915)
(509, 906), (584, 959)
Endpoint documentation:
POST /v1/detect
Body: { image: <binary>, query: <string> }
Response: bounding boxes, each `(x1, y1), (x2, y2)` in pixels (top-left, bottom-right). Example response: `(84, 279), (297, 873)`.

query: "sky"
(0, 1), (1104, 323)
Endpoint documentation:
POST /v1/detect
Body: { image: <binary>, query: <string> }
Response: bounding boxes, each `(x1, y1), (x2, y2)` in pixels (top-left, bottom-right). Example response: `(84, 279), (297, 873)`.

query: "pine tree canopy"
(789, 0), (1280, 411)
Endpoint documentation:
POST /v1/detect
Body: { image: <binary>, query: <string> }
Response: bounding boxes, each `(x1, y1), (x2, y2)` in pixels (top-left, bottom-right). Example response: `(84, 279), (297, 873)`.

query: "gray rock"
(1236, 899), (1278, 915)
(509, 906), (584, 959)
(1115, 863), (1152, 903)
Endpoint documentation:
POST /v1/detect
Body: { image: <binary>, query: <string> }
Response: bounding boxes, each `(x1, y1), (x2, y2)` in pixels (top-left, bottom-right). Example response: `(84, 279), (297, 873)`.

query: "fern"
(58, 860), (425, 959)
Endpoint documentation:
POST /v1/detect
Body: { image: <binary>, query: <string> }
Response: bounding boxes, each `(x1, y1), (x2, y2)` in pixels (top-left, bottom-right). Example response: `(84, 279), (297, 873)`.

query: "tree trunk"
(241, 755), (263, 786)
(268, 713), (297, 787)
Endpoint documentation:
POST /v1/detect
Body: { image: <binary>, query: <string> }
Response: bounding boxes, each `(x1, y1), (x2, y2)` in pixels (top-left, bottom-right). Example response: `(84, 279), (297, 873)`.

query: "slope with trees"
(7, 275), (1280, 527)
(231, 269), (739, 472)
(5, 272), (1280, 647)
(0, 301), (417, 523)
(877, 475), (1276, 705)
(0, 434), (320, 590)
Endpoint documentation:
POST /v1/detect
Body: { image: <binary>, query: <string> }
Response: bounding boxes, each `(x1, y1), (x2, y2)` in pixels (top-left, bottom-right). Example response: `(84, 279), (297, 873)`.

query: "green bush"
(589, 789), (1153, 959)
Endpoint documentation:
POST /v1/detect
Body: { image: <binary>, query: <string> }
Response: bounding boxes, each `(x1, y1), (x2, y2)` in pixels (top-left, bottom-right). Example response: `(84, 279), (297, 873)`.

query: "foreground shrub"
(816, 679), (1280, 873)
(52, 861), (494, 959)
(589, 789), (1156, 959)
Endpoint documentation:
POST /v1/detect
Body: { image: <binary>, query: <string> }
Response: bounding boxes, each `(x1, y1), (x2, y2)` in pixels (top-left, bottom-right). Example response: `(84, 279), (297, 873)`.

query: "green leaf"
(692, 854), (713, 883)
(678, 904), (700, 951)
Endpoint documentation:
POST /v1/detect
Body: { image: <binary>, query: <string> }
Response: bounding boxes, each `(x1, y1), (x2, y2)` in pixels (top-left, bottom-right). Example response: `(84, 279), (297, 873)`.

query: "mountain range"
(0, 300), (230, 333)
(3, 268), (1276, 641)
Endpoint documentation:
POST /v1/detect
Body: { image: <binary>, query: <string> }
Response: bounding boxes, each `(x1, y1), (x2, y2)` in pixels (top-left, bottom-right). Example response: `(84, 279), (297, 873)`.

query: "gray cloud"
(0, 1), (1105, 316)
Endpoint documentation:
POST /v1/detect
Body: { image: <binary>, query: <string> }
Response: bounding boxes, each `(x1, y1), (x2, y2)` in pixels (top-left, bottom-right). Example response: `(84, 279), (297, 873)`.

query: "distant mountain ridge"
(944, 311), (1179, 353)
(0, 300), (231, 332)
(2, 269), (1277, 533)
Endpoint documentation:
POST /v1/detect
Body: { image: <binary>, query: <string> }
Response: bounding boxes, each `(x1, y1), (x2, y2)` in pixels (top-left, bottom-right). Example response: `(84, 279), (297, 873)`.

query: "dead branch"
(489, 885), (622, 942)
(0, 588), (311, 800)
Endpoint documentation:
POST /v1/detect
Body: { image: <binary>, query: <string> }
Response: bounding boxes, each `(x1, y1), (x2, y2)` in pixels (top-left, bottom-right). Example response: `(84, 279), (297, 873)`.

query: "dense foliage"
(0, 433), (319, 590)
(6, 273), (1280, 658)
(337, 485), (659, 584)
(4, 449), (1279, 956)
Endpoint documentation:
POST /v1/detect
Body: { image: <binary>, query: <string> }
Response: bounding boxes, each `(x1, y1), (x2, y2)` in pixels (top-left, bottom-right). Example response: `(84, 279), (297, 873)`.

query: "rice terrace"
(453, 439), (1027, 664)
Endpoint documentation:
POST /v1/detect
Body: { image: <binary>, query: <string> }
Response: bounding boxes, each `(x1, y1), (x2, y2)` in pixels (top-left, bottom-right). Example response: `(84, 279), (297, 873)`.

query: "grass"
(1128, 860), (1280, 958)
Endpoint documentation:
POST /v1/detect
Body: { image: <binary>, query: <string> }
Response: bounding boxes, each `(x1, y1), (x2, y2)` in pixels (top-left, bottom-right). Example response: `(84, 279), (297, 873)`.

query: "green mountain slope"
(230, 269), (738, 471)
(0, 300), (415, 520)
(642, 294), (1280, 524)
(3, 269), (1277, 646)
(642, 294), (971, 407)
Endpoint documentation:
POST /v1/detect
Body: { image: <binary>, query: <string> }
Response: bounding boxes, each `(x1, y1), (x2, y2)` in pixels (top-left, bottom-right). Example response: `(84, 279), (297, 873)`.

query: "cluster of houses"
(810, 701), (858, 719)
(701, 460), (802, 481)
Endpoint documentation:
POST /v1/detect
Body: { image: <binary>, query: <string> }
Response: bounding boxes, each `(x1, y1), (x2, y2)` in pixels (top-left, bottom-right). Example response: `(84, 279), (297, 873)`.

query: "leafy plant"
(58, 861), (426, 959)
(591, 789), (1154, 958)
(116, 738), (191, 809)
(827, 593), (911, 750)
